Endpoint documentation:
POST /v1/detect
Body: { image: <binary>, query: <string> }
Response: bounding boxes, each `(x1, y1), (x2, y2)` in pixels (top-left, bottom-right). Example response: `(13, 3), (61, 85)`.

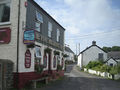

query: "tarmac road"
(35, 63), (120, 90)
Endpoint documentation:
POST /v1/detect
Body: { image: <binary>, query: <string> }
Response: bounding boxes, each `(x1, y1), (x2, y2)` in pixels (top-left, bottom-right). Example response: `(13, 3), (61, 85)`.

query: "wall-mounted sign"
(25, 49), (31, 68)
(23, 30), (35, 44)
(0, 28), (11, 44)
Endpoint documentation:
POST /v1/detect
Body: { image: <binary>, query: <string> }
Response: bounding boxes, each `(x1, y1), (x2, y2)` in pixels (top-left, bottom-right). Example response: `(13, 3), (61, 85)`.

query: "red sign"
(25, 49), (31, 68)
(0, 28), (11, 44)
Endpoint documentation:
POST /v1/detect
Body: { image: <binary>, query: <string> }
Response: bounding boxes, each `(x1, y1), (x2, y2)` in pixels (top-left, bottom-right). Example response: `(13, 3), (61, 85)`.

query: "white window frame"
(36, 11), (43, 23)
(35, 46), (42, 58)
(48, 22), (52, 37)
(57, 29), (60, 42)
(35, 21), (41, 32)
(0, 0), (11, 24)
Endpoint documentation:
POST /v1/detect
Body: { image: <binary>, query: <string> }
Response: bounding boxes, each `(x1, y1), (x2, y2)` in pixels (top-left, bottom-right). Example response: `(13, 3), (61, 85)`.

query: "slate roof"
(108, 51), (120, 59)
(105, 57), (118, 63)
(78, 44), (107, 56)
(65, 46), (74, 54)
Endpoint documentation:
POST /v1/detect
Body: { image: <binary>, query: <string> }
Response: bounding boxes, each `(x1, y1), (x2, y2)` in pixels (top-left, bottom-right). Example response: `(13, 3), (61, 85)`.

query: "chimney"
(92, 41), (96, 45)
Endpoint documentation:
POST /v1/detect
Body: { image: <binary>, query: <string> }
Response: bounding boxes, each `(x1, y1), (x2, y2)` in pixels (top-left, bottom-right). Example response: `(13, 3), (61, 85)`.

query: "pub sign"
(23, 30), (35, 44)
(25, 49), (31, 68)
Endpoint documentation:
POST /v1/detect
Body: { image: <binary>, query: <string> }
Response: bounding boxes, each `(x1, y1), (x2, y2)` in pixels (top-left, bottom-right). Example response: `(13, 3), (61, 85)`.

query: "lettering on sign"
(25, 49), (31, 68)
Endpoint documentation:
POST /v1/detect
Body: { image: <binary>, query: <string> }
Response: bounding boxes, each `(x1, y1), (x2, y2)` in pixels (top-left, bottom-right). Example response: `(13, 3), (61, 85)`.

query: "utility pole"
(79, 43), (80, 54)
(76, 44), (77, 55)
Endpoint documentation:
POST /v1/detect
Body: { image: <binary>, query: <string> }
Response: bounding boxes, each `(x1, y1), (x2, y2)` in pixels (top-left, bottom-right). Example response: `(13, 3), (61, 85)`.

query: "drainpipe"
(16, 0), (21, 88)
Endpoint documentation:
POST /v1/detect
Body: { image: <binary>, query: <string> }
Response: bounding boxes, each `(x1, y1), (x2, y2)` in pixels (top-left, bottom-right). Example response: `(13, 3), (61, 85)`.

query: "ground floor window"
(53, 56), (56, 68)
(43, 55), (47, 68)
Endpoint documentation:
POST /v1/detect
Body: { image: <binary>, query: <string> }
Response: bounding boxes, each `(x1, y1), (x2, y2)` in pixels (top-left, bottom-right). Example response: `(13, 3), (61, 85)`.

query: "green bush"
(86, 61), (103, 69)
(109, 64), (120, 75)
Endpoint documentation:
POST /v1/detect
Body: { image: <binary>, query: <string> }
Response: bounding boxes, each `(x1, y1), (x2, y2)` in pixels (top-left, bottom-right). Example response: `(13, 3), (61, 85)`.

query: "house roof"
(105, 57), (118, 63)
(65, 46), (74, 54)
(78, 42), (107, 56)
(108, 51), (120, 60)
(31, 0), (65, 30)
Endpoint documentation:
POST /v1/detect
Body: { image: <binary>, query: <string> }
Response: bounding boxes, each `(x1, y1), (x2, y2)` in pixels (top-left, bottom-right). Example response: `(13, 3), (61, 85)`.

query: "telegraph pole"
(79, 43), (80, 54)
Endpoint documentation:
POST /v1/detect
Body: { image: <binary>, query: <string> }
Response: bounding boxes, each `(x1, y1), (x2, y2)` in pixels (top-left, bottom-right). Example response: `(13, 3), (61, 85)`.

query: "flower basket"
(54, 51), (60, 55)
(44, 48), (51, 54)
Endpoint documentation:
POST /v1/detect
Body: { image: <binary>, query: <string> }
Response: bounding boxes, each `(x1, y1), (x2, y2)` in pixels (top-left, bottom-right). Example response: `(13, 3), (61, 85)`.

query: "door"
(0, 63), (2, 90)
(48, 52), (51, 73)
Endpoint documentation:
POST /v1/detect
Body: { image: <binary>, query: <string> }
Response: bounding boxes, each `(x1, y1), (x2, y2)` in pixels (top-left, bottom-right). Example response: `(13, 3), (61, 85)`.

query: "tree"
(102, 46), (120, 52)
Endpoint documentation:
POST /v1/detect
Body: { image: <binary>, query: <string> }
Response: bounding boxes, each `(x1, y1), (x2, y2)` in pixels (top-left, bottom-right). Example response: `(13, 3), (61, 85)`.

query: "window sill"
(0, 22), (11, 26)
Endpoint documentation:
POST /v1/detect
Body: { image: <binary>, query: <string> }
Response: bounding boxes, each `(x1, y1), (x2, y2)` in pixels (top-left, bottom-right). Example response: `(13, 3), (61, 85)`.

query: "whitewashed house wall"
(82, 46), (107, 66)
(77, 41), (107, 68)
(106, 58), (117, 66)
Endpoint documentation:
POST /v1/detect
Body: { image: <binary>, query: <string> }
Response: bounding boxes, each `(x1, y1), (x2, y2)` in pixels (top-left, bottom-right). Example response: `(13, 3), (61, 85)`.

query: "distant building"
(107, 51), (120, 64)
(77, 41), (107, 68)
(105, 57), (118, 66)
(64, 46), (75, 62)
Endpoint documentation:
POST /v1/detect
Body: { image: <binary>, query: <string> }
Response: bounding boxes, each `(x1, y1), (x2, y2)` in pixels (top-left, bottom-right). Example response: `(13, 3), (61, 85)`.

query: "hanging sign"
(0, 28), (11, 44)
(23, 30), (35, 44)
(25, 49), (31, 68)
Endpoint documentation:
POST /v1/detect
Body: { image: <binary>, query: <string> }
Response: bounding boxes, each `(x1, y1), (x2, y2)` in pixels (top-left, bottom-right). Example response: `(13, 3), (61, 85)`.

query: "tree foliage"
(102, 46), (120, 52)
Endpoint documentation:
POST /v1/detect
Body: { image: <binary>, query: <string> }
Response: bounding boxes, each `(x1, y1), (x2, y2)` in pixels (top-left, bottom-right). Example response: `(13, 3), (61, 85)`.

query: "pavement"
(34, 63), (120, 90)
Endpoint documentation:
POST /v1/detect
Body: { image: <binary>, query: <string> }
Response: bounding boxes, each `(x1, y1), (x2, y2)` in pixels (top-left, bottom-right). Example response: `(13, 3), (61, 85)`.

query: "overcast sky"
(35, 0), (120, 54)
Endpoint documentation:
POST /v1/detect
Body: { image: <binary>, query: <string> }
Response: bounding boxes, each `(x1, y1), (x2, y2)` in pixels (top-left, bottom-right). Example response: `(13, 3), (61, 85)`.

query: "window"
(53, 56), (56, 68)
(36, 11), (43, 23)
(98, 53), (103, 60)
(35, 46), (41, 58)
(35, 11), (43, 32)
(0, 0), (10, 23)
(43, 55), (47, 68)
(57, 29), (60, 42)
(48, 22), (52, 37)
(35, 22), (41, 32)
(110, 63), (113, 67)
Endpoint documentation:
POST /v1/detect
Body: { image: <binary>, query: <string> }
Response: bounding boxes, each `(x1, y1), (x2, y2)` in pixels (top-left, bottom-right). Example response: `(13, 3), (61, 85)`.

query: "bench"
(31, 77), (49, 88)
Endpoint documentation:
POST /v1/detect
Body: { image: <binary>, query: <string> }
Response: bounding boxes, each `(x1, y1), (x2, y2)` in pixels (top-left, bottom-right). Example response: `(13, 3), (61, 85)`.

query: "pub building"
(0, 0), (65, 89)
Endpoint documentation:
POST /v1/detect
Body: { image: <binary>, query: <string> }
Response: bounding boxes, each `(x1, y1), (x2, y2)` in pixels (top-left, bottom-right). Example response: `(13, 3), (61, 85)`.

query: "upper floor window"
(36, 11), (43, 23)
(35, 11), (43, 32)
(57, 29), (60, 42)
(98, 53), (103, 60)
(0, 0), (10, 23)
(48, 22), (52, 37)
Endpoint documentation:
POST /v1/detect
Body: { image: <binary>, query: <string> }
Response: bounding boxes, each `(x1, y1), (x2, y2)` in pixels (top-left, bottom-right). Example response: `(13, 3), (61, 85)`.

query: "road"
(36, 64), (120, 90)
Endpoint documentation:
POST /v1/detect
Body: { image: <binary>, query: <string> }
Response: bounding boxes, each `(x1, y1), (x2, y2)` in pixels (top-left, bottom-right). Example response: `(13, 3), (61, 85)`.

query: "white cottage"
(105, 58), (118, 66)
(64, 46), (75, 62)
(107, 51), (120, 64)
(77, 41), (107, 68)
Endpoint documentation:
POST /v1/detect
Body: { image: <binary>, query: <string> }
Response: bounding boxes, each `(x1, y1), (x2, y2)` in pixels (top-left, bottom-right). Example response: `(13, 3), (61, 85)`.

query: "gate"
(0, 63), (2, 90)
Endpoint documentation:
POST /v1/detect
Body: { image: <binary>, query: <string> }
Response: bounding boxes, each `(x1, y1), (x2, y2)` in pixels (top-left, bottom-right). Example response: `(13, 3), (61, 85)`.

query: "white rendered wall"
(77, 54), (82, 68)
(0, 0), (19, 72)
(106, 58), (117, 66)
(82, 46), (107, 66)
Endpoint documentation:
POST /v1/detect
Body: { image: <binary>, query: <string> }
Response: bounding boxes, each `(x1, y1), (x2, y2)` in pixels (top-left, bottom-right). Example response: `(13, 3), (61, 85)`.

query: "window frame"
(48, 22), (52, 38)
(35, 21), (41, 32)
(35, 46), (42, 58)
(98, 53), (104, 60)
(0, 0), (11, 24)
(56, 29), (60, 42)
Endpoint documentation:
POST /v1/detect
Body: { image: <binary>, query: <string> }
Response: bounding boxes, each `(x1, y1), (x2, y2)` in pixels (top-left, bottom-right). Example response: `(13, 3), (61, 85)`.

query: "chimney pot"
(92, 41), (96, 45)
